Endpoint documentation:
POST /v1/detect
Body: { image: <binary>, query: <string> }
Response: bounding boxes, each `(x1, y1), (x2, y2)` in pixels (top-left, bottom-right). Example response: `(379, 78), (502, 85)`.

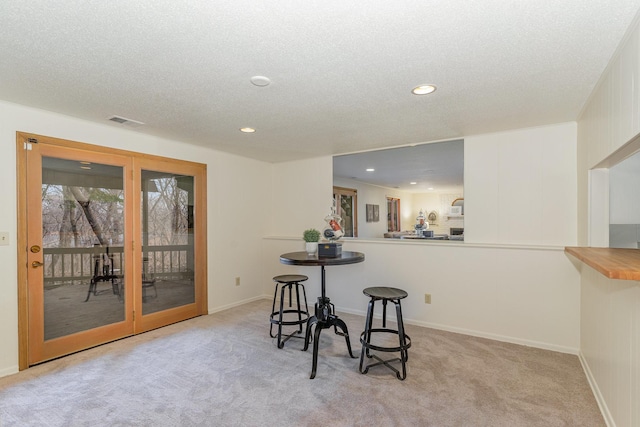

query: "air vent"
(107, 115), (145, 127)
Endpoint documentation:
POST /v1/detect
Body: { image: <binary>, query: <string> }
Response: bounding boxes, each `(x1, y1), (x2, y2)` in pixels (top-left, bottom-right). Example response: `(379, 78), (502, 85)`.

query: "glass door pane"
(41, 157), (127, 339)
(141, 170), (195, 315)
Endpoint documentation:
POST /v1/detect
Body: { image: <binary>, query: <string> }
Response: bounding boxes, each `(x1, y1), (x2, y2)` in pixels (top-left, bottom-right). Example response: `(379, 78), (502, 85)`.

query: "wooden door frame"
(16, 132), (208, 370)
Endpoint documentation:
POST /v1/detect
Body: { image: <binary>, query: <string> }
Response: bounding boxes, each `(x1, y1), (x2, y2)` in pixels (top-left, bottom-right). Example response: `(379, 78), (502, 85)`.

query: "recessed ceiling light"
(366, 168), (375, 172)
(250, 76), (271, 87)
(428, 187), (434, 190)
(410, 182), (417, 185)
(412, 85), (437, 95)
(240, 127), (256, 133)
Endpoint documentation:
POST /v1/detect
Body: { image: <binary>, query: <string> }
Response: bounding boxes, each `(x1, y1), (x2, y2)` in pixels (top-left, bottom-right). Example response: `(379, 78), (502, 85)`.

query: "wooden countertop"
(564, 246), (640, 280)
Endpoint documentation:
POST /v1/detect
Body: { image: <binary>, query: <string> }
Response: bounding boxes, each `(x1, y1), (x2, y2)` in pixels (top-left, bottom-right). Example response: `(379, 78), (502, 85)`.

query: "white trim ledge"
(263, 235), (567, 252)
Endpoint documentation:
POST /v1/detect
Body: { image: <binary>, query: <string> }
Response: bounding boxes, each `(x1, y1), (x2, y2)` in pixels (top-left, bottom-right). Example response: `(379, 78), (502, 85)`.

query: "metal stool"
(270, 274), (310, 349)
(359, 286), (411, 380)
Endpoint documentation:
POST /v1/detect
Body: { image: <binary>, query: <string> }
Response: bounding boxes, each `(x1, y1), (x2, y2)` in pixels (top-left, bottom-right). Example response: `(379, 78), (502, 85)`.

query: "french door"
(17, 133), (207, 367)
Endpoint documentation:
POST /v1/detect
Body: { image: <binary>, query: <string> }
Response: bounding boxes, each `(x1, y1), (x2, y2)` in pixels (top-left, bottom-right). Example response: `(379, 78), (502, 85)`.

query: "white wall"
(267, 156), (333, 238)
(577, 13), (640, 427)
(409, 193), (441, 220)
(579, 265), (640, 427)
(465, 123), (577, 246)
(0, 100), (270, 377)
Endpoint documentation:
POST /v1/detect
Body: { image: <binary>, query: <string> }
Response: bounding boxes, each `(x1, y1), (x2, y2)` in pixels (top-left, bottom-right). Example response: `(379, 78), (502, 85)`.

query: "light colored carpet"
(0, 299), (603, 426)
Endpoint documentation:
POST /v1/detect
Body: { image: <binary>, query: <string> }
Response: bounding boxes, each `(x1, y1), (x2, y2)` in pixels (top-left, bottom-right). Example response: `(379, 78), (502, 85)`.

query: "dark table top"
(280, 251), (365, 267)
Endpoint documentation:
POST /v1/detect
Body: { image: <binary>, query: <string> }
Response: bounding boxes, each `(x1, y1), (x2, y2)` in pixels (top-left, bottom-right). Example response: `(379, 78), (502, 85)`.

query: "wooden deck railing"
(43, 245), (193, 286)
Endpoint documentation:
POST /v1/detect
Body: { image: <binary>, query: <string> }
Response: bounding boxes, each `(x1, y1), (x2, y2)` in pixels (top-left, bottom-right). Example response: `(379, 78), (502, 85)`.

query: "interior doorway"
(333, 186), (358, 237)
(387, 197), (401, 232)
(17, 132), (208, 368)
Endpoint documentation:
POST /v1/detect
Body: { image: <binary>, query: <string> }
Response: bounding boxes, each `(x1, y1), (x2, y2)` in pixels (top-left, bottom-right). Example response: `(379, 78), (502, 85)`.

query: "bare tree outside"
(40, 152), (195, 295)
(145, 177), (191, 246)
(42, 186), (124, 249)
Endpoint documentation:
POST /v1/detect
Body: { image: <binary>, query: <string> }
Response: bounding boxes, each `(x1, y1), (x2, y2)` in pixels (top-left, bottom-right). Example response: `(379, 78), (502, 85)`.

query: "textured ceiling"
(1, 1), (640, 164)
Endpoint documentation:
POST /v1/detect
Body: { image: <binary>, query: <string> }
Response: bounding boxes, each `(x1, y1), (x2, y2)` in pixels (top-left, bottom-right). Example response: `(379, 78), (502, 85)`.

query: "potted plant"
(303, 228), (321, 255)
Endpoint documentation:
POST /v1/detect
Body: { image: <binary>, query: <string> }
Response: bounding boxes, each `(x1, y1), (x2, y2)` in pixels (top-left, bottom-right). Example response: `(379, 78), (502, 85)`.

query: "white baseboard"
(336, 305), (580, 355)
(0, 365), (19, 379)
(227, 298), (579, 355)
(207, 295), (268, 314)
(579, 351), (616, 427)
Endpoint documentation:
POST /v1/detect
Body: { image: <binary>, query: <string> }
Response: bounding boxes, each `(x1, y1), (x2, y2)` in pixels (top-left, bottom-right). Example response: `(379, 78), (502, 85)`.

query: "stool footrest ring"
(359, 328), (411, 353)
(270, 309), (310, 327)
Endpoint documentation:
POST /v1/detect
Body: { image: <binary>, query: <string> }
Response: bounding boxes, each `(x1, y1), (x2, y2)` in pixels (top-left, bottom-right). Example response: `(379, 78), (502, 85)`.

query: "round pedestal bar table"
(279, 250), (365, 379)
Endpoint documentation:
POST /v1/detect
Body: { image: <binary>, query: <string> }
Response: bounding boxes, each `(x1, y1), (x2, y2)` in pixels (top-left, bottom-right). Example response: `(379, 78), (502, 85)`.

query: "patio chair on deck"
(142, 256), (157, 302)
(85, 249), (121, 302)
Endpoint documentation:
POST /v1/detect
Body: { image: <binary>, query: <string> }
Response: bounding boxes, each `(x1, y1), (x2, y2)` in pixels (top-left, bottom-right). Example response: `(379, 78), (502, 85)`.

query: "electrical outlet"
(235, 277), (240, 287)
(0, 232), (8, 246)
(424, 293), (431, 304)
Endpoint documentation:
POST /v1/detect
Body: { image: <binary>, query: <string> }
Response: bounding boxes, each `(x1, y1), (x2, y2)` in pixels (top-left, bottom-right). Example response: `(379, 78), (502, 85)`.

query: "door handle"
(31, 261), (44, 268)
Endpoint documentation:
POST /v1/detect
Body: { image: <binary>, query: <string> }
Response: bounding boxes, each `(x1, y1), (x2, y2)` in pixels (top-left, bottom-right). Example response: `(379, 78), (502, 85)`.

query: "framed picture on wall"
(366, 204), (380, 222)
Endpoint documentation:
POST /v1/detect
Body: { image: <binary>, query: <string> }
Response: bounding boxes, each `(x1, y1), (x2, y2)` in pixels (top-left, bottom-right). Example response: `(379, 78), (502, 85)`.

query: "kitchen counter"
(400, 235), (447, 240)
(564, 246), (640, 280)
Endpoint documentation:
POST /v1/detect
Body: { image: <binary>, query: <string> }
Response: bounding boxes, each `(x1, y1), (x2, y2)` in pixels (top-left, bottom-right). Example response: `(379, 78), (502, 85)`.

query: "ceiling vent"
(107, 115), (145, 127)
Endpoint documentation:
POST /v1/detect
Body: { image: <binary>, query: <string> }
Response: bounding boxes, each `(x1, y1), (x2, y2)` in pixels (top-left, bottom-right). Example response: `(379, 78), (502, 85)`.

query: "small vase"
(305, 242), (318, 255)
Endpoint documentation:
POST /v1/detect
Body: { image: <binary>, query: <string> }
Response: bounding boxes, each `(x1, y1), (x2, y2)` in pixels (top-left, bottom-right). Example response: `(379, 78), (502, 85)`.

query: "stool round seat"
(363, 286), (407, 300)
(270, 274), (310, 349)
(359, 286), (411, 380)
(273, 274), (308, 284)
